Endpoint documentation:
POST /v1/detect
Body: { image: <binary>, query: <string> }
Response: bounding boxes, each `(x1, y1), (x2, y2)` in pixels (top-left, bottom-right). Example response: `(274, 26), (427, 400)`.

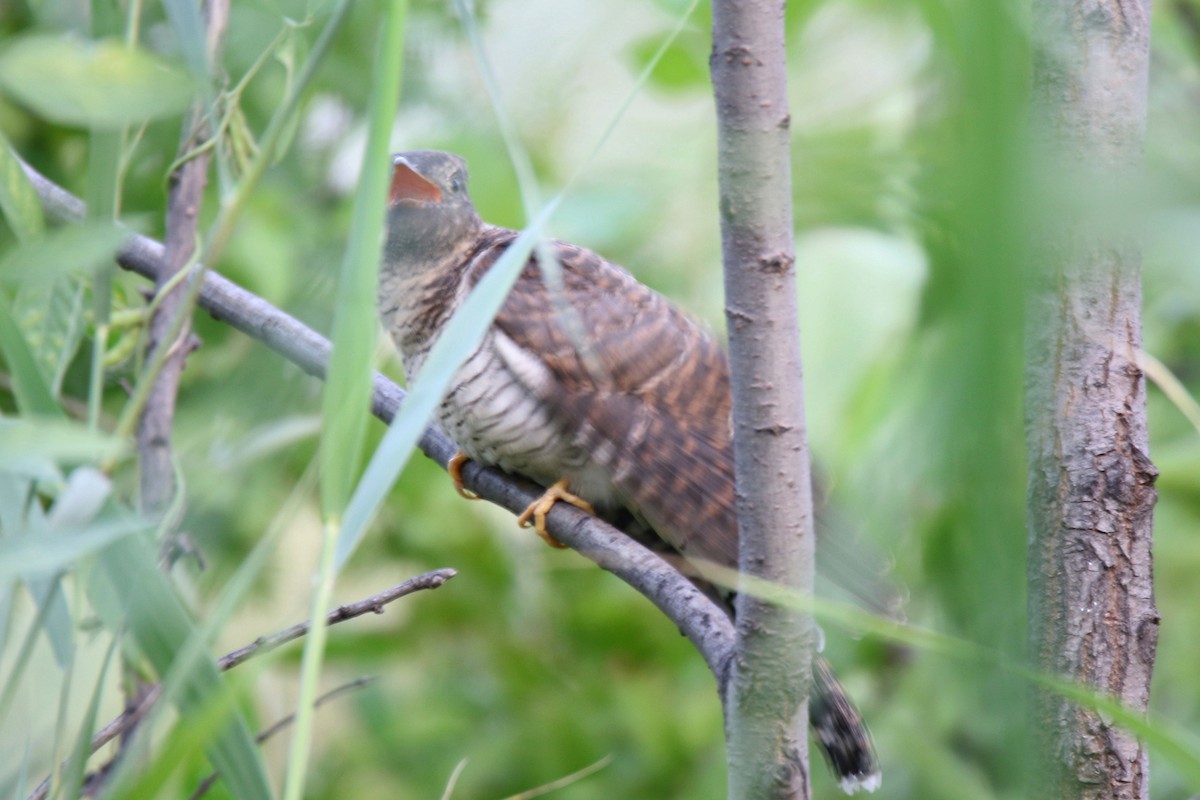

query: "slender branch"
(113, 1), (229, 774)
(136, 0), (228, 520)
(187, 677), (376, 800)
(711, 0), (812, 798)
(25, 571), (453, 800)
(218, 568), (457, 669)
(19, 161), (738, 690)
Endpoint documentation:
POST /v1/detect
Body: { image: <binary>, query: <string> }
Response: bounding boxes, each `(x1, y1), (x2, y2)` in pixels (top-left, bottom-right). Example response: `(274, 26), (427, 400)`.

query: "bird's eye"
(449, 174), (465, 194)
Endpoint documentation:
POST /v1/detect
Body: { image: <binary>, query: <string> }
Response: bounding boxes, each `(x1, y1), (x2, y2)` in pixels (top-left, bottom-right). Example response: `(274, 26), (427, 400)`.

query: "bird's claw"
(517, 479), (593, 549)
(448, 452), (479, 500)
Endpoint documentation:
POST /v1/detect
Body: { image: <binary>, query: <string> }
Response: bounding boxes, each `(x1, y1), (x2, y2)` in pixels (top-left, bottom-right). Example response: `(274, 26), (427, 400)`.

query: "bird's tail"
(810, 656), (882, 794)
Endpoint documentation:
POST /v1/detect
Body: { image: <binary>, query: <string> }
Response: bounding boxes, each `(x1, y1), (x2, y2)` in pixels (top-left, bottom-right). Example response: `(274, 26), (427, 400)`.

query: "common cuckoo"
(379, 150), (880, 793)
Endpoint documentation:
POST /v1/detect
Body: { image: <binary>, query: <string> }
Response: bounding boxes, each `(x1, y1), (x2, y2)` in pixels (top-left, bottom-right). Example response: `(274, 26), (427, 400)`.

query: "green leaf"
(0, 218), (127, 285)
(162, 0), (210, 77)
(0, 418), (124, 476)
(0, 131), (44, 241)
(291, 6), (409, 800)
(0, 292), (64, 417)
(0, 517), (143, 580)
(94, 536), (273, 800)
(317, 2), (408, 518)
(22, 574), (72, 666)
(14, 277), (87, 397)
(0, 35), (198, 128)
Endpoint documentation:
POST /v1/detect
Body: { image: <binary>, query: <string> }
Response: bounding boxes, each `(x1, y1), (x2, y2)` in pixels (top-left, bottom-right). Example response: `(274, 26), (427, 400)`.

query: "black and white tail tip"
(811, 657), (882, 794)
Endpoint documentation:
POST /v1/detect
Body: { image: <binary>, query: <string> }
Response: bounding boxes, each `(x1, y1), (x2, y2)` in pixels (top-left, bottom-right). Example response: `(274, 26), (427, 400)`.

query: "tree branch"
(138, 0), (228, 520)
(26, 571), (453, 800)
(20, 159), (737, 687)
(711, 0), (813, 798)
(218, 568), (457, 670)
(1027, 1), (1158, 797)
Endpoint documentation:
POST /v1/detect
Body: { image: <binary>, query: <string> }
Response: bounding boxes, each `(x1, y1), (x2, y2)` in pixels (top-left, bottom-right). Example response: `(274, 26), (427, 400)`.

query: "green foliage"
(0, 36), (198, 128)
(1, 0), (1199, 799)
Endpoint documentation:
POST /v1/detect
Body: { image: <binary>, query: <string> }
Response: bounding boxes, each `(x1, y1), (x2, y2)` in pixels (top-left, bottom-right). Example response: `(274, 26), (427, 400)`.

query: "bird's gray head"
(383, 150), (482, 269)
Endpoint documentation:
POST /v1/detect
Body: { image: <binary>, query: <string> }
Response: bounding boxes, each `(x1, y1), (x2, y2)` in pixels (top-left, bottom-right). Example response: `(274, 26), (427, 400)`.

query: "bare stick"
(25, 572), (453, 800)
(219, 568), (457, 669)
(19, 161), (738, 691)
(116, 0), (230, 772)
(137, 0), (229, 519)
(187, 677), (376, 800)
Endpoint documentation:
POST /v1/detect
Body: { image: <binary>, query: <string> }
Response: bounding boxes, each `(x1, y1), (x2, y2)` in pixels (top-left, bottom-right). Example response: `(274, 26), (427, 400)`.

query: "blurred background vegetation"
(0, 0), (1198, 797)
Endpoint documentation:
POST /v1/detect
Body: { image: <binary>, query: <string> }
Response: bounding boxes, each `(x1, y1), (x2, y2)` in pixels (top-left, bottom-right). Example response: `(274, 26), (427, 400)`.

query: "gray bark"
(1027, 2), (1158, 798)
(137, 0), (229, 519)
(711, 1), (813, 799)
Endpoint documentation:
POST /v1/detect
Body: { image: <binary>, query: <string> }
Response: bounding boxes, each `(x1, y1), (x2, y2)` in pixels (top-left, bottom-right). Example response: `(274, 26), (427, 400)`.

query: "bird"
(378, 149), (881, 794)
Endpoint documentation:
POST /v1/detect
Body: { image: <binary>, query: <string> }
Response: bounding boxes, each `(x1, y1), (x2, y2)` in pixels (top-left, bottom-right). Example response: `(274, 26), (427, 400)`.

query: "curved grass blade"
(92, 535), (273, 800)
(0, 295), (64, 418)
(334, 0), (699, 569)
(289, 3), (410, 800)
(334, 201), (556, 569)
(0, 131), (44, 240)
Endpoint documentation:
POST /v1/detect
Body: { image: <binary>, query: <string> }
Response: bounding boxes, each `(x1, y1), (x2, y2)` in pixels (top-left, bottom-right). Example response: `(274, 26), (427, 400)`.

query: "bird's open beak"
(389, 157), (442, 206)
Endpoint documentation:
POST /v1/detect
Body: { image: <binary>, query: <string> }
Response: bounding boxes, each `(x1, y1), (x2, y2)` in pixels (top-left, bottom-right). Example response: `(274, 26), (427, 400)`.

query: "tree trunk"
(711, 1), (814, 799)
(1027, 2), (1159, 798)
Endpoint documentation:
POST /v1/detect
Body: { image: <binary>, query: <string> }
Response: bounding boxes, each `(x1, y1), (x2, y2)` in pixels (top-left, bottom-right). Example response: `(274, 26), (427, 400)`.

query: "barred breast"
(434, 330), (622, 513)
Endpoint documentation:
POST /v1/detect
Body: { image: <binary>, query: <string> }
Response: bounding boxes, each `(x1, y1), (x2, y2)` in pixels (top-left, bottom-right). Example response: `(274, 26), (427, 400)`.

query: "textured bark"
(136, 0), (229, 519)
(1027, 1), (1158, 798)
(136, 131), (206, 517)
(711, 1), (813, 799)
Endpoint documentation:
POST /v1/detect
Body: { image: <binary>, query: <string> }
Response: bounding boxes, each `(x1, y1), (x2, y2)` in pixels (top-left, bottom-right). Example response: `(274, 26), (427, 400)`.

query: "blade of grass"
(0, 131), (44, 240)
(1139, 349), (1200, 435)
(93, 535), (273, 800)
(285, 3), (409, 799)
(500, 754), (614, 800)
(335, 0), (699, 568)
(0, 295), (64, 418)
(699, 559), (1200, 786)
(334, 203), (554, 568)
(56, 638), (118, 800)
(161, 0), (209, 79)
(453, 0), (701, 384)
(93, 463), (316, 800)
(99, 664), (265, 800)
(0, 578), (64, 729)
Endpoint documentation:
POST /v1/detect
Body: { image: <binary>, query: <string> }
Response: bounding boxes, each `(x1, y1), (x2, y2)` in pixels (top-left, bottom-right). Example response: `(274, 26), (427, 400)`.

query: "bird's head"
(384, 150), (482, 268)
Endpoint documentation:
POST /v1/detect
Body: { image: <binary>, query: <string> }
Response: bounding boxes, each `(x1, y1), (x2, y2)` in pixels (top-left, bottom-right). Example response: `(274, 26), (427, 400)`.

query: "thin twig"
(500, 754), (614, 800)
(219, 568), (457, 669)
(137, 0), (229, 519)
(115, 0), (230, 774)
(25, 571), (453, 800)
(187, 677), (376, 800)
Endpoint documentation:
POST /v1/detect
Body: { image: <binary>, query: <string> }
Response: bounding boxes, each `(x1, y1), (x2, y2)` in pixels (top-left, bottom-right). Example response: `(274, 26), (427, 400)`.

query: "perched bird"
(379, 149), (881, 793)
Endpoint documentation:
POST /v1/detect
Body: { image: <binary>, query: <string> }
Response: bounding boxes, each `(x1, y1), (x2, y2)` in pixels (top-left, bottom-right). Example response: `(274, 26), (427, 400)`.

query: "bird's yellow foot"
(447, 452), (479, 500)
(517, 479), (593, 549)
